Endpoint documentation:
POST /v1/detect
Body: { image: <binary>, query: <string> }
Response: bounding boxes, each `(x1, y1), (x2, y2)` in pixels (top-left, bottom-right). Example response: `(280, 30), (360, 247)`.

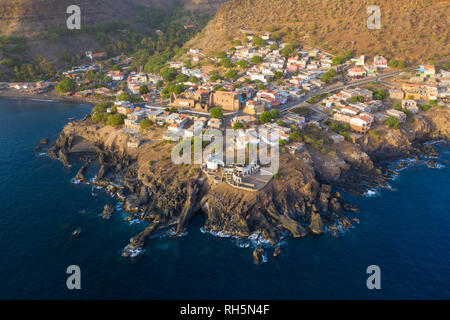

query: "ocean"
(0, 98), (449, 299)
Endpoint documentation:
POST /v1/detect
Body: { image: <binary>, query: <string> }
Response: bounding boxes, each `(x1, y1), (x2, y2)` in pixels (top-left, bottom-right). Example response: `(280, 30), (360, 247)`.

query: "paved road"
(279, 69), (414, 115)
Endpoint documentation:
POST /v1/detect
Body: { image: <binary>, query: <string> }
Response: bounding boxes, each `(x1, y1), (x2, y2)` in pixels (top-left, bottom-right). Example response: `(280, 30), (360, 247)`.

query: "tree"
(225, 69), (239, 80)
(232, 122), (244, 130)
(175, 73), (188, 83)
(117, 92), (132, 101)
(331, 56), (346, 65)
(385, 116), (399, 129)
(236, 60), (249, 69)
(139, 85), (149, 95)
(258, 83), (266, 90)
(155, 80), (164, 89)
(274, 71), (283, 80)
(280, 45), (294, 58)
(270, 109), (280, 119)
(160, 67), (177, 82)
(173, 84), (185, 95)
(140, 118), (153, 130)
(107, 114), (126, 126)
(253, 36), (266, 48)
(289, 131), (301, 141)
(93, 102), (113, 113)
(189, 75), (199, 83)
(55, 78), (76, 94)
(276, 120), (287, 127)
(393, 103), (402, 111)
(349, 96), (358, 103)
(209, 107), (223, 119)
(250, 56), (262, 65)
(260, 111), (272, 123)
(321, 69), (337, 84)
(221, 58), (233, 68)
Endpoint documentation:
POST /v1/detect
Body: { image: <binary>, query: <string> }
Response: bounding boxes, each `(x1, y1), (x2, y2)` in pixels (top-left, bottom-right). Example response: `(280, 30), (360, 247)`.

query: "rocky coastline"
(45, 108), (450, 263)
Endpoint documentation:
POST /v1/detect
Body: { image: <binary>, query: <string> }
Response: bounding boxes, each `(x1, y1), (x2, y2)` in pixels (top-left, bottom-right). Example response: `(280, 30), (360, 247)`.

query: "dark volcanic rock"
(75, 165), (88, 182)
(273, 246), (282, 257)
(58, 150), (70, 167)
(252, 246), (265, 265)
(102, 204), (115, 219)
(309, 213), (324, 235)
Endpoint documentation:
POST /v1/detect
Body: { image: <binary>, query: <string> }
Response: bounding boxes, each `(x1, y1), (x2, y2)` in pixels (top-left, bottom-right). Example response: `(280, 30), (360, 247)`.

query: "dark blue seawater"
(0, 98), (449, 299)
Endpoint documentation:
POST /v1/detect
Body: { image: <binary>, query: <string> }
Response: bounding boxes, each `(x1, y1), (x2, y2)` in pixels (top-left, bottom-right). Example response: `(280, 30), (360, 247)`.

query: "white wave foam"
(364, 189), (379, 197)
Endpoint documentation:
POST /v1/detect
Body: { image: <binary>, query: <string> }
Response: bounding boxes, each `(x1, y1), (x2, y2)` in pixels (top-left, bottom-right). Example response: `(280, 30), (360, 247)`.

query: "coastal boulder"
(309, 213), (324, 235)
(252, 246), (265, 265)
(102, 204), (115, 219)
(58, 150), (70, 167)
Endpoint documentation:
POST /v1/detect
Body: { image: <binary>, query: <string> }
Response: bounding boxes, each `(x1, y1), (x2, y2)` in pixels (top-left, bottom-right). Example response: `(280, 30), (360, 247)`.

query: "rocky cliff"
(47, 107), (450, 260)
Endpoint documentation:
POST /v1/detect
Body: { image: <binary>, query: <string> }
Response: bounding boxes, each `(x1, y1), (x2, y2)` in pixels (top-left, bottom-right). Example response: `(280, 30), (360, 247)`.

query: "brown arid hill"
(0, 0), (227, 69)
(188, 0), (450, 63)
(0, 0), (226, 36)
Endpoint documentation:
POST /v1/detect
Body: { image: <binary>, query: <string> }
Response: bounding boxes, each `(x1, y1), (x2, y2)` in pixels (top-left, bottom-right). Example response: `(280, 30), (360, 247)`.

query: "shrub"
(260, 111), (272, 123)
(209, 107), (223, 119)
(420, 104), (432, 112)
(140, 118), (153, 130)
(55, 78), (76, 94)
(107, 114), (126, 126)
(270, 109), (280, 119)
(385, 116), (399, 129)
(139, 85), (149, 95)
(232, 122), (244, 130)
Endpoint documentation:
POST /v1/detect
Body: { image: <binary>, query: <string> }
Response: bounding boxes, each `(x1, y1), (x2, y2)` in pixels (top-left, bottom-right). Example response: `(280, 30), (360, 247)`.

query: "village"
(2, 32), (449, 191)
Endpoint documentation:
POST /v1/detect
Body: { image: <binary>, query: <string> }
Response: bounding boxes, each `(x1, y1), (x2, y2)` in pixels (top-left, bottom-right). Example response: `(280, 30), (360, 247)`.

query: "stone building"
(169, 90), (240, 112)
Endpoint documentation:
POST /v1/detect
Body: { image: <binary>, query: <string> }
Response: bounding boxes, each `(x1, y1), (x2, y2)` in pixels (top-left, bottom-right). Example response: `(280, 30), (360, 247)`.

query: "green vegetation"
(292, 106), (313, 116)
(306, 93), (328, 104)
(280, 43), (298, 58)
(253, 36), (266, 48)
(91, 102), (116, 125)
(385, 116), (400, 129)
(393, 103), (402, 111)
(107, 113), (126, 126)
(274, 71), (283, 80)
(388, 60), (406, 68)
(320, 69), (337, 84)
(161, 82), (185, 99)
(140, 118), (153, 130)
(420, 104), (432, 112)
(117, 92), (132, 101)
(250, 56), (263, 65)
(232, 122), (244, 130)
(236, 60), (249, 69)
(369, 130), (379, 137)
(224, 69), (239, 80)
(259, 111), (272, 123)
(55, 78), (76, 94)
(276, 120), (287, 127)
(331, 51), (353, 65)
(209, 107), (223, 119)
(371, 89), (388, 100)
(270, 109), (280, 119)
(220, 57), (233, 68)
(139, 85), (149, 95)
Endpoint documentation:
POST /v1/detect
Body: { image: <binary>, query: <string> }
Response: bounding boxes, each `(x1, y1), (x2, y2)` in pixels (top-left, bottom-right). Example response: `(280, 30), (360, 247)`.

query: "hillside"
(0, 0), (226, 36)
(188, 0), (450, 63)
(0, 0), (226, 80)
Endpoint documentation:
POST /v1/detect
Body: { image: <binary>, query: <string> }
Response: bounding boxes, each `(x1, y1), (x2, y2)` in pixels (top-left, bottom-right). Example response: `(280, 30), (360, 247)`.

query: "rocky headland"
(46, 108), (450, 262)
